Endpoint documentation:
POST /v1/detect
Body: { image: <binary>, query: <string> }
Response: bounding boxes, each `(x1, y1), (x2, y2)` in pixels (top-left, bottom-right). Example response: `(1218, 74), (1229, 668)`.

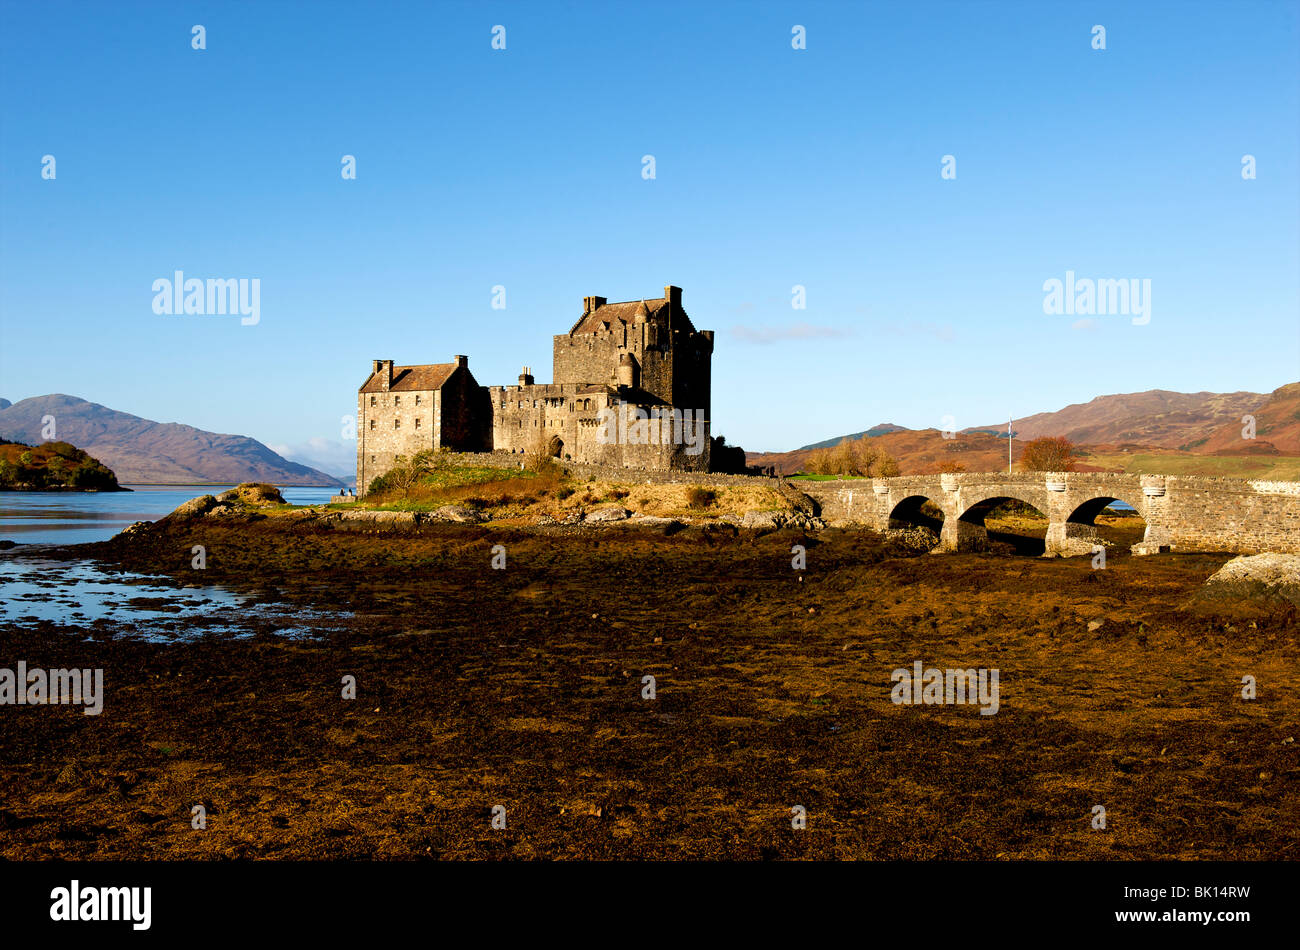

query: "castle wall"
(357, 365), (484, 491)
(357, 388), (437, 492)
(358, 288), (716, 488)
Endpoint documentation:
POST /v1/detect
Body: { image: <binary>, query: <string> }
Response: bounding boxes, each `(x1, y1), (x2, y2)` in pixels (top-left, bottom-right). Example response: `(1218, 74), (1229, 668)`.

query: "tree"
(1018, 436), (1076, 472)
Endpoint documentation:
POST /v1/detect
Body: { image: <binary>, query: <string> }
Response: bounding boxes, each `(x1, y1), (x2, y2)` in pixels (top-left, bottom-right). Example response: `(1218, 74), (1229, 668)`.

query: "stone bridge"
(798, 472), (1300, 556)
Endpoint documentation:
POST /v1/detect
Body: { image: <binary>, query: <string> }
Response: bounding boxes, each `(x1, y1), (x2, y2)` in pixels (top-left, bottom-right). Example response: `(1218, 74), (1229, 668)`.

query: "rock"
(561, 509), (585, 525)
(117, 521), (153, 537)
(585, 506), (630, 523)
(429, 505), (482, 523)
(533, 514), (558, 526)
(224, 483), (285, 507)
(341, 509), (421, 525)
(0, 539), (16, 550)
(1201, 553), (1300, 605)
(204, 502), (244, 518)
(742, 510), (787, 529)
(168, 494), (218, 520)
(628, 514), (683, 536)
(1087, 619), (1104, 632)
(883, 526), (939, 554)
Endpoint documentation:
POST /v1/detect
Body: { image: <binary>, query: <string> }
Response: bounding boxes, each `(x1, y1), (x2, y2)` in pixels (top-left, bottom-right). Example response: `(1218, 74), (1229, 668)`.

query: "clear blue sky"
(2, 0), (1297, 475)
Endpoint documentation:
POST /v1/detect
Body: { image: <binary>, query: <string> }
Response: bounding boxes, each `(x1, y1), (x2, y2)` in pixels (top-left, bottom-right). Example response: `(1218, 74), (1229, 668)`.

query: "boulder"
(223, 483), (285, 507)
(742, 510), (787, 529)
(430, 505), (483, 523)
(338, 509), (420, 525)
(1202, 553), (1300, 605)
(586, 506), (631, 523)
(168, 494), (218, 520)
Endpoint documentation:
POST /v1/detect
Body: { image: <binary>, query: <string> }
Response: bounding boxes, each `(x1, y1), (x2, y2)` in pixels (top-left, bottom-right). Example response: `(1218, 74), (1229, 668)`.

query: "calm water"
(0, 485), (338, 546)
(0, 486), (347, 641)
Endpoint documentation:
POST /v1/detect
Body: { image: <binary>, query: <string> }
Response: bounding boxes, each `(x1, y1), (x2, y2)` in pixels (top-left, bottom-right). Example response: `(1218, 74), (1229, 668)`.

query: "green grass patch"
(1086, 454), (1300, 480)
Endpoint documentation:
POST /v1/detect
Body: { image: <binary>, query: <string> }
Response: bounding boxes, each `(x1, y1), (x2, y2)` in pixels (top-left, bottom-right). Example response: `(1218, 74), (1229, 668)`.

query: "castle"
(356, 285), (714, 491)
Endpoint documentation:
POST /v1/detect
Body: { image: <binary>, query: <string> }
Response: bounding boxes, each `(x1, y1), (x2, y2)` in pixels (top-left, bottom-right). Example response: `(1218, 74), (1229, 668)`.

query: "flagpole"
(1008, 415), (1012, 474)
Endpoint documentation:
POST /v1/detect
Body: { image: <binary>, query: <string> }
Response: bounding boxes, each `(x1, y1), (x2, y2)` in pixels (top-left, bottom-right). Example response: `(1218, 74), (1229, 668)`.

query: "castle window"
(394, 395), (400, 406)
(369, 420), (375, 430)
(394, 419), (400, 429)
(370, 395), (376, 406)
(415, 418), (421, 429)
(415, 395), (420, 406)
(370, 455), (375, 463)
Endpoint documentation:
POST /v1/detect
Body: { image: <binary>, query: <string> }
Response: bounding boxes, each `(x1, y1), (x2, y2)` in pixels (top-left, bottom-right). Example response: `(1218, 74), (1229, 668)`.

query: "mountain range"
(0, 395), (343, 486)
(749, 384), (1300, 476)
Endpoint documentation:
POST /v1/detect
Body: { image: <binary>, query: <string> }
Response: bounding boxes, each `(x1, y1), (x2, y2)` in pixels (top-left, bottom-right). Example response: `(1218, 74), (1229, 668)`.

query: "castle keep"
(357, 286), (714, 491)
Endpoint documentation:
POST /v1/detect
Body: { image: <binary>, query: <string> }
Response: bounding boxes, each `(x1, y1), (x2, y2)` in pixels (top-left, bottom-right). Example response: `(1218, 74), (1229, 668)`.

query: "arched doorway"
(547, 435), (564, 458)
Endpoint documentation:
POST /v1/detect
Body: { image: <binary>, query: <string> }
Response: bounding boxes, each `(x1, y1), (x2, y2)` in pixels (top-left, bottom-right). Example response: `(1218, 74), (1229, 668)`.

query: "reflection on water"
(0, 484), (339, 546)
(0, 557), (349, 643)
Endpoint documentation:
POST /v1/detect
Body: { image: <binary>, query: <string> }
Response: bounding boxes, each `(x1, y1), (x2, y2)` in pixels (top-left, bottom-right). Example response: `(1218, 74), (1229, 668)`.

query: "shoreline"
(4, 514), (1296, 860)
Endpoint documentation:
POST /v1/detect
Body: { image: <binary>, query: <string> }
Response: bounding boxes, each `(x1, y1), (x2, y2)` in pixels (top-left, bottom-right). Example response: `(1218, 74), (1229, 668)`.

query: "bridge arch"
(1059, 494), (1151, 557)
(954, 493), (1050, 556)
(886, 494), (945, 547)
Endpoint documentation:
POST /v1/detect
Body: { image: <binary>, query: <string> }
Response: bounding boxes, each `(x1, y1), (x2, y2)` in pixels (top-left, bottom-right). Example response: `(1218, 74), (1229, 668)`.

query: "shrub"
(1018, 436), (1077, 472)
(686, 486), (716, 509)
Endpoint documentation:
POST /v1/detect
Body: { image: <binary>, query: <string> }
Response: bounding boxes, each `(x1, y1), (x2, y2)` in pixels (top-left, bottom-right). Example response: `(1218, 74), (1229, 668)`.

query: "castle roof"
(568, 296), (696, 336)
(360, 363), (458, 393)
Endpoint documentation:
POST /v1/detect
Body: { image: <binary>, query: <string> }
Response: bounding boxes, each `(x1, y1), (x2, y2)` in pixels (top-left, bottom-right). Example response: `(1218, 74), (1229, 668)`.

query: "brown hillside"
(748, 429), (1097, 476)
(972, 390), (1268, 449)
(1194, 382), (1300, 455)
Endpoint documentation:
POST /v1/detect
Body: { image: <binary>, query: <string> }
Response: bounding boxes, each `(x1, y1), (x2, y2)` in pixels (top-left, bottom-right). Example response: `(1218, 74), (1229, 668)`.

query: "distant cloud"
(879, 321), (954, 343)
(1072, 318), (1098, 331)
(729, 322), (851, 344)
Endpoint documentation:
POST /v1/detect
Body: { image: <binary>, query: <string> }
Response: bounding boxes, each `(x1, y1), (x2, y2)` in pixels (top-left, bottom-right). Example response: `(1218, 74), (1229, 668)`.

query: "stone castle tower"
(356, 285), (713, 491)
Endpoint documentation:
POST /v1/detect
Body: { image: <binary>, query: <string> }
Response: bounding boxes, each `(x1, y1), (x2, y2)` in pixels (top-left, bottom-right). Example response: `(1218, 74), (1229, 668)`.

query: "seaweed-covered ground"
(1, 514), (1297, 859)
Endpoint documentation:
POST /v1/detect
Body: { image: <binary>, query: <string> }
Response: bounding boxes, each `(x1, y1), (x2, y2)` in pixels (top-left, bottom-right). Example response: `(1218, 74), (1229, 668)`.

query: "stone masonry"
(799, 471), (1300, 556)
(357, 286), (714, 492)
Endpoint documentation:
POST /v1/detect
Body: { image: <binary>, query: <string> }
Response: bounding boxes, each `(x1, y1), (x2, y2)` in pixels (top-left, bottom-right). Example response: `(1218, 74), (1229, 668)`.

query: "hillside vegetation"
(0, 439), (122, 490)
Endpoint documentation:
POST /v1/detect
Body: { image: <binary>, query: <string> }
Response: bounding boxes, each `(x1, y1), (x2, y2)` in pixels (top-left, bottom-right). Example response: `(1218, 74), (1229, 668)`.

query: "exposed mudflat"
(1, 515), (1296, 859)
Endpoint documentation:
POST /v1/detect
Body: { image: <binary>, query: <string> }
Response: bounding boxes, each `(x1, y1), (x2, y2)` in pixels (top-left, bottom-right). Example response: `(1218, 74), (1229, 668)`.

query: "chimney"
(376, 359), (393, 391)
(664, 285), (682, 307)
(584, 295), (606, 312)
(454, 354), (467, 369)
(519, 365), (534, 386)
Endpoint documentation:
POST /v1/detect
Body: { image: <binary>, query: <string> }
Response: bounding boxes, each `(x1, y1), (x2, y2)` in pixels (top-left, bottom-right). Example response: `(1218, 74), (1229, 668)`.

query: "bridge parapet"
(797, 471), (1300, 556)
